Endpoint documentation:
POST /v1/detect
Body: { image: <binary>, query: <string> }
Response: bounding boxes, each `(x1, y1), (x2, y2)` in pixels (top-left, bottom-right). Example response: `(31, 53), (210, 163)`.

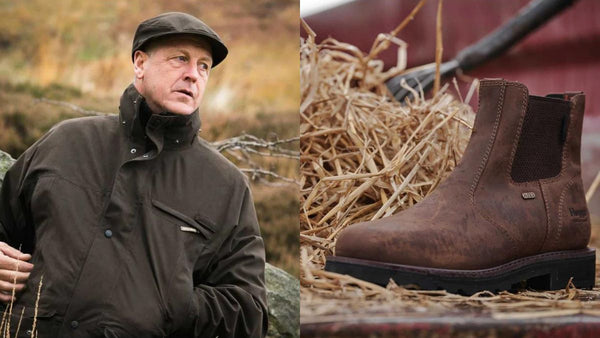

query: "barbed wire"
(34, 98), (110, 116)
(33, 97), (300, 186)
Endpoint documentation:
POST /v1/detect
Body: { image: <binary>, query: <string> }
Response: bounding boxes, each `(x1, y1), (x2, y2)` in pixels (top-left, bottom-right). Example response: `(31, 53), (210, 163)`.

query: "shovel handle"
(455, 0), (578, 72)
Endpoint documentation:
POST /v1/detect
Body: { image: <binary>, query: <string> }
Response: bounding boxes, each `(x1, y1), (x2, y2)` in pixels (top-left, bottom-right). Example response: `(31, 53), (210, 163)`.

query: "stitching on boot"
(538, 96), (583, 251)
(438, 249), (587, 276)
(506, 83), (530, 186)
(345, 248), (593, 277)
(537, 96), (583, 253)
(560, 97), (577, 175)
(480, 80), (506, 87)
(469, 84), (505, 200)
(538, 180), (551, 252)
(553, 175), (578, 249)
(539, 91), (582, 250)
(469, 82), (519, 251)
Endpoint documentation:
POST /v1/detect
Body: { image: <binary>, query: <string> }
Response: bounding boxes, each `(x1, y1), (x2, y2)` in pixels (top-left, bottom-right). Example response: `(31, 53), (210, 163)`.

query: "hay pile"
(299, 2), (600, 322)
(299, 14), (475, 290)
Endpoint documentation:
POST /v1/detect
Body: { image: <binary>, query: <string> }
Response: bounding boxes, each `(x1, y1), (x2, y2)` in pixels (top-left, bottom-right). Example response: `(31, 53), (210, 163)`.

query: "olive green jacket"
(0, 84), (267, 337)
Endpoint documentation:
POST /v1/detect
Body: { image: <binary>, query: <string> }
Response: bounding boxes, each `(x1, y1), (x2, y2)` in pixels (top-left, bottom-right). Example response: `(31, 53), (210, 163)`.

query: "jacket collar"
(118, 83), (201, 150)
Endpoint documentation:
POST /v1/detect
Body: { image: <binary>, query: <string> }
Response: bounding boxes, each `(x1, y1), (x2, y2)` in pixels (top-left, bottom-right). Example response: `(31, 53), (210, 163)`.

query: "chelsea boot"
(326, 79), (595, 295)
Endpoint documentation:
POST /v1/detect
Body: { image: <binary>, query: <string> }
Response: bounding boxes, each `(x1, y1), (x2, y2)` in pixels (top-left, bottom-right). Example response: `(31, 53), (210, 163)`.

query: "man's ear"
(133, 50), (149, 79)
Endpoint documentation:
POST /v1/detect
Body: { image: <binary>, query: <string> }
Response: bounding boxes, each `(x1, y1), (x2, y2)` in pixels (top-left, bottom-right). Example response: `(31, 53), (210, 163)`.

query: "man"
(0, 12), (267, 337)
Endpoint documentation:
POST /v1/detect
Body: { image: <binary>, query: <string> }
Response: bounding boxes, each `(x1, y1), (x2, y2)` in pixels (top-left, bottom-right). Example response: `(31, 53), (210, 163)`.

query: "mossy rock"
(266, 263), (300, 338)
(0, 150), (15, 184)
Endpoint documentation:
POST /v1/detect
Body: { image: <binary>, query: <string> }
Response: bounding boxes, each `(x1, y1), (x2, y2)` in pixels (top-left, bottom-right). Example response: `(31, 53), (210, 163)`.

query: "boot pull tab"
(546, 94), (571, 144)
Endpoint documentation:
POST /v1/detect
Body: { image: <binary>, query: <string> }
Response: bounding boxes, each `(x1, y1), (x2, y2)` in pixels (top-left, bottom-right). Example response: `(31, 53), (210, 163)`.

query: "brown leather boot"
(326, 79), (595, 294)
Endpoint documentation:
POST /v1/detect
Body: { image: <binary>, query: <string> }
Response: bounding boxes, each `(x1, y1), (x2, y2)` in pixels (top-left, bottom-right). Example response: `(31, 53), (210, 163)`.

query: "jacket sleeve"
(0, 146), (40, 252)
(179, 185), (268, 338)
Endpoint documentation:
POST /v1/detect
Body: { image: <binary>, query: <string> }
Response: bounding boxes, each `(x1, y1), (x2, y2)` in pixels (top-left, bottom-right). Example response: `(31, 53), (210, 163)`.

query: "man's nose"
(183, 63), (200, 82)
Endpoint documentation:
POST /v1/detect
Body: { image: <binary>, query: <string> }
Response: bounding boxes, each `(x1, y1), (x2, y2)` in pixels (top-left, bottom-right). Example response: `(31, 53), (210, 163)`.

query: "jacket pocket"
(8, 307), (59, 338)
(150, 199), (215, 239)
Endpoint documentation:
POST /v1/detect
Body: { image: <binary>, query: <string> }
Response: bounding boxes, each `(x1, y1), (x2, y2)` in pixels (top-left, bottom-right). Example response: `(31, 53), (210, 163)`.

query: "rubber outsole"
(325, 248), (596, 295)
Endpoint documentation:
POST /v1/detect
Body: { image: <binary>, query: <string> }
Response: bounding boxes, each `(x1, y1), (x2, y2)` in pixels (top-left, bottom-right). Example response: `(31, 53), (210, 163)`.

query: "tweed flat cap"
(132, 12), (228, 68)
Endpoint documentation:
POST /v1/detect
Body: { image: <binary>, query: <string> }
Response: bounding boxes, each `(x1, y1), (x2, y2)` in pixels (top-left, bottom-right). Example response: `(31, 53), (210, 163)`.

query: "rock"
(0, 150), (300, 338)
(266, 263), (300, 338)
(0, 150), (16, 185)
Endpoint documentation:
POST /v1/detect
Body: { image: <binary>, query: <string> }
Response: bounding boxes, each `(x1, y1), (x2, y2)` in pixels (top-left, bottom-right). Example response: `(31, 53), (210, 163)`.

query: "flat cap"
(132, 12), (228, 68)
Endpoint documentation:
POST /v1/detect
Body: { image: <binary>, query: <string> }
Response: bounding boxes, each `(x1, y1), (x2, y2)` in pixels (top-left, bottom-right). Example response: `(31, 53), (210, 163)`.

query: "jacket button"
(70, 320), (79, 328)
(130, 148), (137, 154)
(104, 230), (113, 238)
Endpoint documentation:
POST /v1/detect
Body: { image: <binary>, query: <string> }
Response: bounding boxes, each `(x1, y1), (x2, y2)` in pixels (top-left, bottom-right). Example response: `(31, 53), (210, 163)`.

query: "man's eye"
(199, 63), (210, 70)
(175, 56), (187, 62)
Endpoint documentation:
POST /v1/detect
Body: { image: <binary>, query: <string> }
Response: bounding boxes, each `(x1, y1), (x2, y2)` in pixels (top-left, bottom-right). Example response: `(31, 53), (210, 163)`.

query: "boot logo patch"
(569, 208), (587, 218)
(521, 192), (536, 200)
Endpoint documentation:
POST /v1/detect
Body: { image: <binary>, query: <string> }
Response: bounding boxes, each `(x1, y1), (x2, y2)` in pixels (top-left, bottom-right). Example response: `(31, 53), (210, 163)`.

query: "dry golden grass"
(299, 37), (474, 271)
(0, 267), (43, 338)
(0, 0), (299, 115)
(300, 0), (472, 283)
(299, 0), (600, 323)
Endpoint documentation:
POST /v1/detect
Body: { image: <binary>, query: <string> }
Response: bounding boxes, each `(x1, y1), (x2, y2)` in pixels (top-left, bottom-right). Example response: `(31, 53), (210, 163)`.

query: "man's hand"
(0, 242), (33, 303)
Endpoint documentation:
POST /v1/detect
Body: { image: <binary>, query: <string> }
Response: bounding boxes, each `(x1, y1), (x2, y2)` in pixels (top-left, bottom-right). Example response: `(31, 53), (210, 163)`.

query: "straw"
(299, 1), (600, 321)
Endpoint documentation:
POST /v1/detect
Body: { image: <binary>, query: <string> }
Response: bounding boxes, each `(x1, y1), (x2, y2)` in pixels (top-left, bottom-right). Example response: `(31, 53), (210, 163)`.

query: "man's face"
(133, 35), (213, 115)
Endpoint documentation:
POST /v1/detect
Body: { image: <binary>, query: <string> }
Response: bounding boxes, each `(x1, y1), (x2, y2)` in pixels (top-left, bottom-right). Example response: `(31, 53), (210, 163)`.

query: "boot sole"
(325, 248), (596, 295)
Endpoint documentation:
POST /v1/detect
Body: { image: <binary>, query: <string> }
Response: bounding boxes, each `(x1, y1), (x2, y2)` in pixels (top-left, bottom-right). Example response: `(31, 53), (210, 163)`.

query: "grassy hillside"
(0, 0), (299, 113)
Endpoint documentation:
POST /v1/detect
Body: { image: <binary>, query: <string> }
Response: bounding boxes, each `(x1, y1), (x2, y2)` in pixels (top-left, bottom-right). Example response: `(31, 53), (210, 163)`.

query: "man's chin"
(163, 102), (197, 115)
